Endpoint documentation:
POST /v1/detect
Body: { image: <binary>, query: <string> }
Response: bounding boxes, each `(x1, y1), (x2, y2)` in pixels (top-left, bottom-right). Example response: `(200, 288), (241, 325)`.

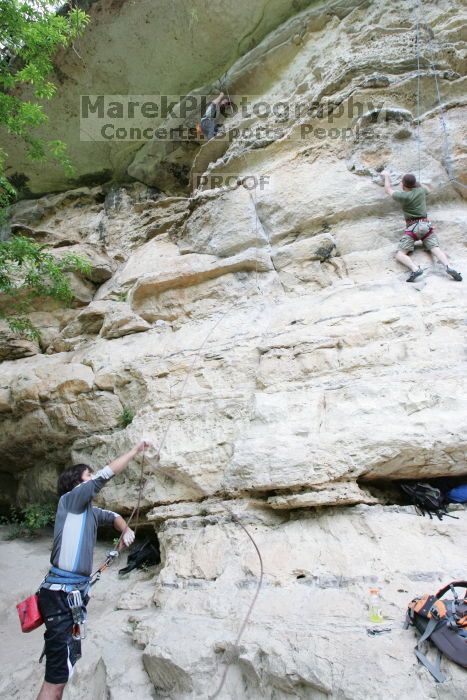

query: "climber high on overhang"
(382, 171), (462, 283)
(199, 91), (233, 140)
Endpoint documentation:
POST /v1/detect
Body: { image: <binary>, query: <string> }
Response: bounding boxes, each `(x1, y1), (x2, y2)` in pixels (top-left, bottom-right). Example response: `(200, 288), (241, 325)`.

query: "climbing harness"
(44, 566), (92, 591)
(404, 218), (433, 241)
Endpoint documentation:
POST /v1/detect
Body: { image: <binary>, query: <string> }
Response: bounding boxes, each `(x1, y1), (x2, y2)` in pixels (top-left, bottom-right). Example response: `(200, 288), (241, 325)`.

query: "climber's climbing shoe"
(446, 267), (462, 281)
(407, 267), (423, 283)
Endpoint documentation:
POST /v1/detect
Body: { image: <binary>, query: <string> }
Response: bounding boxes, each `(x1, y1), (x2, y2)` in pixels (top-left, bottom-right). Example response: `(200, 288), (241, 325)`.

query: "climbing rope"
(425, 30), (467, 190)
(415, 0), (467, 189)
(126, 448), (146, 539)
(248, 173), (263, 294)
(127, 300), (237, 529)
(189, 151), (272, 699)
(221, 78), (274, 297)
(89, 449), (146, 584)
(197, 83), (279, 697)
(415, 0), (422, 184)
(89, 0), (392, 693)
(99, 0), (372, 679)
(208, 502), (264, 700)
(90, 1), (466, 692)
(138, 300), (266, 699)
(111, 80), (272, 695)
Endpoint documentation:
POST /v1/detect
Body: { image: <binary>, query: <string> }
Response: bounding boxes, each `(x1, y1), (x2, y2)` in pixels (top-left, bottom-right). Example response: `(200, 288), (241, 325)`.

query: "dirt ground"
(0, 527), (157, 699)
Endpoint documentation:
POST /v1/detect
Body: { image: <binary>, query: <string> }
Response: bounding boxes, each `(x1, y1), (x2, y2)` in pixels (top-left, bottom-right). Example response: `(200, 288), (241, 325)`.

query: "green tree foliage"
(2, 503), (56, 539)
(0, 234), (91, 338)
(0, 1), (90, 211)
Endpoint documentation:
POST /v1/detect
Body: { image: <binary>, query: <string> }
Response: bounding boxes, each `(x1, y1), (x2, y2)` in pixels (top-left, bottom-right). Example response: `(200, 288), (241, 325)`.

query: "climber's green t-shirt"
(392, 186), (428, 219)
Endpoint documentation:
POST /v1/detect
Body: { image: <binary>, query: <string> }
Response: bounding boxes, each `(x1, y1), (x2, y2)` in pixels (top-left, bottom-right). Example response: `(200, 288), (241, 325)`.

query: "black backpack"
(400, 482), (455, 520)
(405, 581), (467, 682)
(118, 539), (161, 575)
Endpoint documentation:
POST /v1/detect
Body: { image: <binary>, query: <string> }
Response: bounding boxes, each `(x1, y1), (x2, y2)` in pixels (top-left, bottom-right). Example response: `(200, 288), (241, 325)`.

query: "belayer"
(382, 171), (462, 283)
(36, 440), (150, 700)
(200, 91), (233, 140)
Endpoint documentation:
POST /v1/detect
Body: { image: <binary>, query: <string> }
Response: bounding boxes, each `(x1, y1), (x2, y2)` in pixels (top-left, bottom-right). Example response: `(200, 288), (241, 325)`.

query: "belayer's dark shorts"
(38, 588), (87, 684)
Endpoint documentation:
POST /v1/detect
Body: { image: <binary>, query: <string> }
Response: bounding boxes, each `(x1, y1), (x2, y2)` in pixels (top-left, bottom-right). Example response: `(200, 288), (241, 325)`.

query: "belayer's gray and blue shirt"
(48, 466), (118, 579)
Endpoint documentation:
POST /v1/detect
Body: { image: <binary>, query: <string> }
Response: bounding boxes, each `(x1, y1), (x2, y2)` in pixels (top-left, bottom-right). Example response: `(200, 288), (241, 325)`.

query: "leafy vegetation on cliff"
(0, 234), (91, 338)
(0, 1), (90, 212)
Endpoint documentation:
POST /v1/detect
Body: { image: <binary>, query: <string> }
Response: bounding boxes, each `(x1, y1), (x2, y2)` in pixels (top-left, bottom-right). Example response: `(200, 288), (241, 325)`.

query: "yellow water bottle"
(369, 587), (384, 623)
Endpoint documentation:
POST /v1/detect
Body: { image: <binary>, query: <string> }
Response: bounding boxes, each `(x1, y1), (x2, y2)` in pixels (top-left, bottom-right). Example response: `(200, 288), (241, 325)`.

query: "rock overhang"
(3, 0), (321, 197)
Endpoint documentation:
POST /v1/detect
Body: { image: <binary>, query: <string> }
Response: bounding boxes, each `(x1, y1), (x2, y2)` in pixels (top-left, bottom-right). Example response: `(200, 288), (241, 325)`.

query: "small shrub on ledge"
(0, 235), (91, 339)
(118, 406), (135, 428)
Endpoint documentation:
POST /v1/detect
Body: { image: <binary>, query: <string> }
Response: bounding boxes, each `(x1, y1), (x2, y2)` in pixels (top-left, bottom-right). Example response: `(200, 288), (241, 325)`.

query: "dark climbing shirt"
(200, 102), (220, 139)
(392, 186), (429, 219)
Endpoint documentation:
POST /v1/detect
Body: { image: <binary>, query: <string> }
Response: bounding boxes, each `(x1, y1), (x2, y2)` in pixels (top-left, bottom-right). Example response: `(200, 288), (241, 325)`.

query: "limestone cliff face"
(3, 0), (317, 196)
(1, 0), (467, 697)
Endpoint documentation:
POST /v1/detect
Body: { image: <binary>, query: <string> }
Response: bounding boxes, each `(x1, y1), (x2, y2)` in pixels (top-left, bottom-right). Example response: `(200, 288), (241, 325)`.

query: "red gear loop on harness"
(404, 217), (433, 241)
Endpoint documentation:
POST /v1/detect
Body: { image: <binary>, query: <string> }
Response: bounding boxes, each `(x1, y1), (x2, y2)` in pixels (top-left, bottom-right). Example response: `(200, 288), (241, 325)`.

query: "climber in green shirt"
(382, 171), (462, 283)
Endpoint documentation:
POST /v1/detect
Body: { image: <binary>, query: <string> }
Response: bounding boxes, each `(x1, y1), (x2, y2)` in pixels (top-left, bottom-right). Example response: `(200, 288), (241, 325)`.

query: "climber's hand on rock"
(136, 440), (152, 453)
(122, 527), (135, 548)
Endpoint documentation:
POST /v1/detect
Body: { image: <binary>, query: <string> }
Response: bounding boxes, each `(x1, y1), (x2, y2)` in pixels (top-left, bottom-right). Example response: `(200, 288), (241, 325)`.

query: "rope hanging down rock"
(415, 0), (422, 184)
(195, 76), (280, 697)
(92, 273), (267, 687)
(208, 503), (265, 700)
(89, 449), (146, 585)
(416, 0), (467, 190)
(90, 1), (465, 689)
(97, 0), (373, 679)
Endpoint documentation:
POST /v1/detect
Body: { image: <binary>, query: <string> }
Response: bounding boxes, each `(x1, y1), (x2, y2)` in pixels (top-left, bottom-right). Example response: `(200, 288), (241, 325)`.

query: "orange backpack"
(405, 581), (467, 682)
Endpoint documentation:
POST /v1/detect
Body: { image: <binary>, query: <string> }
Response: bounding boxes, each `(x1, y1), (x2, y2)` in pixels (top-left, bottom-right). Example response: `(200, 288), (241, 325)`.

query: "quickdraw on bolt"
(67, 590), (86, 641)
